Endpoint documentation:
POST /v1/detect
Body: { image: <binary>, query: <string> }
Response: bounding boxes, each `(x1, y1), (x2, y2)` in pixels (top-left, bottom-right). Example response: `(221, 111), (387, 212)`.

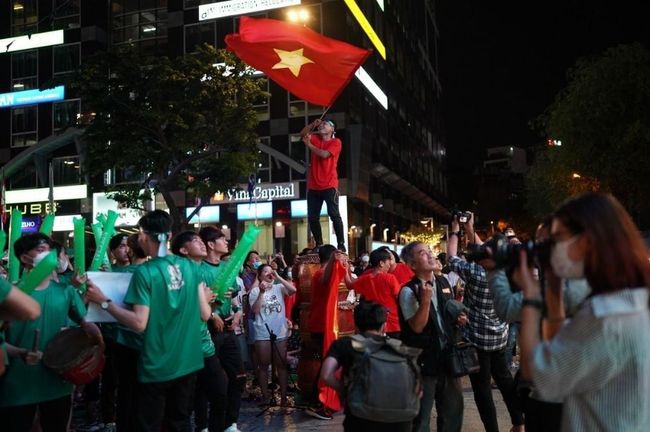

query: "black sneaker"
(306, 407), (333, 420)
(337, 244), (347, 253)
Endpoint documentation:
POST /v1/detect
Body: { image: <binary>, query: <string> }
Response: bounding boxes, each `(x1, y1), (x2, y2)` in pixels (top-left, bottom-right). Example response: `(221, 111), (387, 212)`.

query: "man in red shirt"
(300, 118), (345, 252)
(352, 248), (402, 338)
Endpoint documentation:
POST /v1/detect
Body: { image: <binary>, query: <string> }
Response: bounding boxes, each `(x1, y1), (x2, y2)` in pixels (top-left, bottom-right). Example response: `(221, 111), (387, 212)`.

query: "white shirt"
(248, 283), (290, 341)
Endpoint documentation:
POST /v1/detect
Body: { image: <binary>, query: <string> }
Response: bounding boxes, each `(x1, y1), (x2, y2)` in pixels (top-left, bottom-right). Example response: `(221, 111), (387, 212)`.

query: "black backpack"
(345, 334), (423, 423)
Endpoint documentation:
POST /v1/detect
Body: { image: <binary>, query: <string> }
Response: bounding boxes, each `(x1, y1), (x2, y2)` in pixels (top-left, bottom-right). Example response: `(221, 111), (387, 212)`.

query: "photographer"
(447, 211), (524, 432)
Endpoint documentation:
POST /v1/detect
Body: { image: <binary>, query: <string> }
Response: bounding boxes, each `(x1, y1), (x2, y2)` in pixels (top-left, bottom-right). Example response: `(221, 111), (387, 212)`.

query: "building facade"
(0, 0), (448, 258)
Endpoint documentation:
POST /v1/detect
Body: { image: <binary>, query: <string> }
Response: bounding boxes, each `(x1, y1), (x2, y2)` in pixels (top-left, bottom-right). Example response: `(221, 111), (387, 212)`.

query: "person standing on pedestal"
(300, 118), (346, 253)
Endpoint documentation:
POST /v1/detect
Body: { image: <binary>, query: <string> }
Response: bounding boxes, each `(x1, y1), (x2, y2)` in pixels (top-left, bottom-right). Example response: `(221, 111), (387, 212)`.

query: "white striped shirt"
(531, 288), (650, 431)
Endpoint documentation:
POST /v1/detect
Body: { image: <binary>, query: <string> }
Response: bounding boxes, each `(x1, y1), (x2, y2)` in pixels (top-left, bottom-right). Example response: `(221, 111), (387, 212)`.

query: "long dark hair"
(553, 192), (650, 295)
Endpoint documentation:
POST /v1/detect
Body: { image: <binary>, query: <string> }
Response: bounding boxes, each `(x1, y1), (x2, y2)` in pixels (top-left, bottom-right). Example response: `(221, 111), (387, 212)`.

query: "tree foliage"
(56, 44), (267, 230)
(526, 43), (650, 225)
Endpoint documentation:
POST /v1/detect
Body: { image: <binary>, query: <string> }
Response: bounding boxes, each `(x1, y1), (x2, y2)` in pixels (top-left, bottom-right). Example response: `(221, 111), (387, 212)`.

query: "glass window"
(11, 50), (37, 80)
(11, 105), (38, 148)
(52, 0), (81, 30)
(53, 99), (80, 131)
(52, 156), (81, 185)
(257, 137), (271, 183)
(288, 92), (323, 118)
(112, 0), (168, 54)
(289, 134), (306, 181)
(10, 164), (37, 189)
(184, 0), (213, 8)
(184, 22), (215, 53)
(11, 77), (37, 91)
(53, 44), (80, 75)
(11, 0), (38, 36)
(253, 79), (270, 121)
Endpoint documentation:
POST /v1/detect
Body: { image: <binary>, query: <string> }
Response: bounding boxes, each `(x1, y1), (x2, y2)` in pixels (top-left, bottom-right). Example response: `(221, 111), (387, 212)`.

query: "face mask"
(32, 250), (51, 267)
(57, 257), (69, 273)
(361, 255), (369, 263)
(252, 261), (262, 270)
(286, 270), (293, 279)
(550, 236), (584, 279)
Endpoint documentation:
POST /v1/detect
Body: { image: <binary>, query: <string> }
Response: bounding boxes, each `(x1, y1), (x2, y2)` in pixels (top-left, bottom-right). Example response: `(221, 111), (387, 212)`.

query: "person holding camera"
(249, 264), (297, 407)
(447, 211), (524, 432)
(398, 241), (468, 432)
(514, 193), (650, 431)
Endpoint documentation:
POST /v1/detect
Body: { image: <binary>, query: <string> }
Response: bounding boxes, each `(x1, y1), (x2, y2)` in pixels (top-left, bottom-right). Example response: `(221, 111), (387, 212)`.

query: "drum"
(43, 327), (105, 385)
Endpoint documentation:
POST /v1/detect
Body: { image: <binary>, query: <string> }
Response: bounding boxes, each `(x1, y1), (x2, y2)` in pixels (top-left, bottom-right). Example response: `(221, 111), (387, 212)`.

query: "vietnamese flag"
(225, 16), (371, 107)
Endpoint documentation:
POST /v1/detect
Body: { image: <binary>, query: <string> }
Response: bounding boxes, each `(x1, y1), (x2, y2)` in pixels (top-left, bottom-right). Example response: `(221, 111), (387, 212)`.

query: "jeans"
(307, 187), (344, 246)
(194, 354), (228, 431)
(505, 322), (519, 367)
(468, 348), (524, 432)
(413, 374), (464, 432)
(213, 330), (245, 426)
(2, 395), (72, 432)
(136, 372), (197, 432)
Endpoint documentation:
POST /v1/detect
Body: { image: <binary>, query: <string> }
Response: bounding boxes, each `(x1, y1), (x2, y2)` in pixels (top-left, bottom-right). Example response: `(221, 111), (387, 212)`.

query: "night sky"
(436, 0), (650, 206)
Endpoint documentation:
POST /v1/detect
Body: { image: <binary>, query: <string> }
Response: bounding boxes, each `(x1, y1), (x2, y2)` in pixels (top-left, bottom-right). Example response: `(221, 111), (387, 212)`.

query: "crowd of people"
(0, 192), (649, 432)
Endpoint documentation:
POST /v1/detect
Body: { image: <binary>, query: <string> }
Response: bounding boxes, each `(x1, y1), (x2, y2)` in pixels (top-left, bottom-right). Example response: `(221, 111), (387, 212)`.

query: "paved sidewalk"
(239, 378), (512, 431)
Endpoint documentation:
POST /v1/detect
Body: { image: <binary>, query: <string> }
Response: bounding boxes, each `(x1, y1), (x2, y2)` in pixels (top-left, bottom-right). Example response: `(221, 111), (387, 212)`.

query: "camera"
(451, 209), (471, 224)
(466, 236), (552, 269)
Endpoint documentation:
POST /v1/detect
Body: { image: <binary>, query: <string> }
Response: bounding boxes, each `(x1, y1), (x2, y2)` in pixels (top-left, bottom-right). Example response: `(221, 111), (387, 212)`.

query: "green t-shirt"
(0, 280), (86, 407)
(100, 265), (143, 351)
(195, 262), (216, 358)
(0, 278), (12, 304)
(124, 255), (204, 383)
(201, 261), (240, 319)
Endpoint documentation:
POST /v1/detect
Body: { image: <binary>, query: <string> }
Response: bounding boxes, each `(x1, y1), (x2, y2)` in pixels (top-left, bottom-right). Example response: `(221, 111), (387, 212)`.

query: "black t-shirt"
(326, 335), (413, 432)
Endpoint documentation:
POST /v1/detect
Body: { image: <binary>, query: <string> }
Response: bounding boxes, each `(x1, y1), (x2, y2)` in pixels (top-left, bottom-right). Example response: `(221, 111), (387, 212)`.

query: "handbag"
(445, 339), (480, 377)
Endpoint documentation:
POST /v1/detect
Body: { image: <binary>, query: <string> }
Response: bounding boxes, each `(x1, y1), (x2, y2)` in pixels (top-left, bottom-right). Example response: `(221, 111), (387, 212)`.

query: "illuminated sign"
(92, 192), (143, 227)
(5, 184), (86, 204)
(343, 0), (386, 59)
(0, 30), (64, 54)
(7, 202), (59, 216)
(186, 205), (220, 224)
(199, 0), (301, 21)
(53, 214), (82, 232)
(290, 200), (327, 218)
(237, 202), (273, 220)
(22, 217), (41, 234)
(210, 182), (299, 204)
(0, 85), (65, 108)
(355, 66), (388, 109)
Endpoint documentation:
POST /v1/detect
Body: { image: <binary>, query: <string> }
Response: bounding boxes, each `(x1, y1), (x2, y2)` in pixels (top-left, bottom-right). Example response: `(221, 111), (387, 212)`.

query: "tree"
(56, 44), (266, 232)
(526, 43), (650, 226)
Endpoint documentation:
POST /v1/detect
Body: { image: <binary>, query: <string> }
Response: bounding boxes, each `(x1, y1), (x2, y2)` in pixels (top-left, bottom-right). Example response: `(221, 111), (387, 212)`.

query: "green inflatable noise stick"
(39, 213), (55, 236)
(18, 251), (58, 295)
(210, 224), (261, 296)
(89, 210), (119, 271)
(73, 217), (86, 293)
(8, 209), (23, 284)
(0, 231), (6, 261)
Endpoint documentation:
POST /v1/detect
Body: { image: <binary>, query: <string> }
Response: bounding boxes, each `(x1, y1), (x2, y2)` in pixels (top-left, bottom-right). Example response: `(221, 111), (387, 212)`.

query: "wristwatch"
(449, 231), (461, 237)
(100, 299), (112, 310)
(522, 298), (544, 310)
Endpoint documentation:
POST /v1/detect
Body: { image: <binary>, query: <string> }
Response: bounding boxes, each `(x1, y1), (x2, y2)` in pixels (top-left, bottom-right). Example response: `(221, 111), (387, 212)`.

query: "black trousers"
(136, 372), (197, 432)
(468, 348), (524, 432)
(519, 387), (563, 432)
(113, 342), (139, 432)
(194, 354), (229, 431)
(307, 187), (345, 246)
(213, 330), (245, 427)
(2, 394), (72, 432)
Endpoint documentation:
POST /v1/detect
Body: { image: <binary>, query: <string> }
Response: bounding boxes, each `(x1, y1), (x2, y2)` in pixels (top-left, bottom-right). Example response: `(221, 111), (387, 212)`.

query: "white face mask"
(550, 236), (584, 279)
(32, 250), (51, 267)
(57, 257), (69, 273)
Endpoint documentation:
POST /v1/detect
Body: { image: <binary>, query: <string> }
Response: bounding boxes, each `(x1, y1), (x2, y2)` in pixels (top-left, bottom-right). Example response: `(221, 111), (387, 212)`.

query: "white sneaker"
(224, 423), (241, 432)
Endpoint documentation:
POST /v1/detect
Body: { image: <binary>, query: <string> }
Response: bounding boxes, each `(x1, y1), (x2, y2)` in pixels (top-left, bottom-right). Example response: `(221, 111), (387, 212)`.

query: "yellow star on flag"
(272, 48), (314, 77)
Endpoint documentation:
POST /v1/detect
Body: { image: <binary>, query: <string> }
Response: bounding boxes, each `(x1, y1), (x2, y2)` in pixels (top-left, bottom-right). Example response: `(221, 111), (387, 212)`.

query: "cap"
(323, 118), (336, 130)
(504, 228), (516, 238)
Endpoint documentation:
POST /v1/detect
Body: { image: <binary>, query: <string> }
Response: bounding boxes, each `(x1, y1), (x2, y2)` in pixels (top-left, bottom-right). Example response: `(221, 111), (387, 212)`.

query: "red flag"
(225, 16), (371, 107)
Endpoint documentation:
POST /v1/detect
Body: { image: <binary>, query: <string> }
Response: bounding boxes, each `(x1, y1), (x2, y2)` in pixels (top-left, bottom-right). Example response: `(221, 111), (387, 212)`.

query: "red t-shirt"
(391, 262), (415, 286)
(309, 268), (328, 333)
(307, 134), (342, 191)
(353, 272), (401, 333)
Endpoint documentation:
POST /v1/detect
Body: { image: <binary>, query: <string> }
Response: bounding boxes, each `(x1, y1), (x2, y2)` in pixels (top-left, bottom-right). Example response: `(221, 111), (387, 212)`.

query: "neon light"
(355, 67), (388, 109)
(0, 30), (64, 54)
(343, 0), (386, 59)
(6, 184), (87, 204)
(0, 86), (65, 108)
(199, 0), (301, 21)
